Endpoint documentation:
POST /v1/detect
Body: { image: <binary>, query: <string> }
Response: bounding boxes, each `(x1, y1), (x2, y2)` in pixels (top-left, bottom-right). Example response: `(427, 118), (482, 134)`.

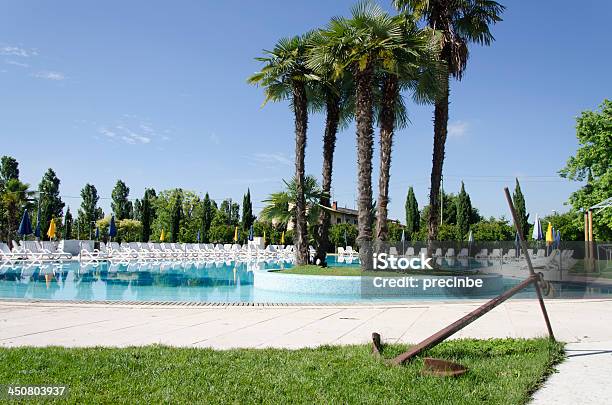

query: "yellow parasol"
(46, 218), (57, 239)
(545, 222), (553, 246)
(280, 231), (285, 245)
(160, 229), (165, 242)
(233, 226), (238, 242)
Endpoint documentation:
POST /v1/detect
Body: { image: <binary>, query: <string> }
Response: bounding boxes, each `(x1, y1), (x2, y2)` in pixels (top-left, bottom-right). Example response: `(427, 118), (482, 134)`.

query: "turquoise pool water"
(0, 258), (609, 303)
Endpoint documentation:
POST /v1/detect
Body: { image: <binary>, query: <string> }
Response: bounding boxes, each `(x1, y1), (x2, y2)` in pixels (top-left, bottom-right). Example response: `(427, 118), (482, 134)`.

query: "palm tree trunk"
(427, 74), (450, 243)
(315, 90), (340, 266)
(376, 74), (398, 243)
(354, 61), (375, 270)
(292, 82), (309, 265)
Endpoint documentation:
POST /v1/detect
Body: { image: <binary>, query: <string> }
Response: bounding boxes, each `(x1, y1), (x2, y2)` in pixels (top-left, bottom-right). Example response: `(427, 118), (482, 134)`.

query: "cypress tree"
(64, 207), (73, 239)
(405, 187), (420, 236)
(111, 180), (132, 220)
(37, 168), (65, 240)
(456, 181), (470, 239)
(77, 184), (100, 239)
(241, 189), (255, 231)
(140, 188), (156, 242)
(512, 178), (529, 239)
(170, 191), (182, 242)
(201, 193), (214, 243)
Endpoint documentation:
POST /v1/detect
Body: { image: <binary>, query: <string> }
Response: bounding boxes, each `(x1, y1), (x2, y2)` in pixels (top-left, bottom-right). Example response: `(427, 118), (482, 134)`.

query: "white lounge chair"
(457, 248), (468, 258)
(475, 249), (488, 259)
(488, 249), (502, 259)
(445, 248), (455, 258)
(405, 247), (415, 257)
(0, 242), (23, 263)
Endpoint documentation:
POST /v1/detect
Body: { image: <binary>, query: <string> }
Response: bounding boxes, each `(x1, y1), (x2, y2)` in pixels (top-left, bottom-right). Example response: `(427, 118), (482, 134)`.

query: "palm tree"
(309, 1), (406, 269)
(260, 176), (327, 229)
(374, 18), (443, 242)
(394, 0), (504, 242)
(248, 34), (317, 265)
(307, 32), (355, 266)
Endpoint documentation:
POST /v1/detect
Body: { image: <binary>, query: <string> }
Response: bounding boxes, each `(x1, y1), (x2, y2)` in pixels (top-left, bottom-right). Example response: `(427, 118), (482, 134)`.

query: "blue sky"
(1, 0), (610, 223)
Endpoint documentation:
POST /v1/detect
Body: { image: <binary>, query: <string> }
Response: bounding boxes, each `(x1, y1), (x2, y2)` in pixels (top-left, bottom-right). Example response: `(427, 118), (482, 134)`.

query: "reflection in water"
(0, 260), (268, 302)
(0, 257), (611, 303)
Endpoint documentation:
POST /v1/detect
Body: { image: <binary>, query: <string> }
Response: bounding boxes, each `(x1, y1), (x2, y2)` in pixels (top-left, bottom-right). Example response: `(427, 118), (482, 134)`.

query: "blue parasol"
(514, 232), (520, 257)
(196, 230), (201, 243)
(95, 227), (100, 240)
(34, 204), (41, 239)
(18, 209), (33, 239)
(109, 215), (117, 240)
(248, 225), (254, 241)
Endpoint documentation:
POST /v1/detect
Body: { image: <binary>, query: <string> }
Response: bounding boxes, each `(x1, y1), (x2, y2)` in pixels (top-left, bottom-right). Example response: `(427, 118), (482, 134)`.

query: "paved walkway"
(531, 340), (612, 405)
(1, 299), (610, 404)
(1, 299), (610, 348)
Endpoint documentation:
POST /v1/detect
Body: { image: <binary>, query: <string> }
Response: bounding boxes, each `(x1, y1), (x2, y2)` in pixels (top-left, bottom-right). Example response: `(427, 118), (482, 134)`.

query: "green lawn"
(276, 264), (476, 277)
(0, 339), (563, 404)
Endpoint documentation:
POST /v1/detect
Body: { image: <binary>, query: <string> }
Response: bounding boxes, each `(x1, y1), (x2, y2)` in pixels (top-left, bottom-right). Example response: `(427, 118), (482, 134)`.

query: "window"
(337, 218), (341, 224)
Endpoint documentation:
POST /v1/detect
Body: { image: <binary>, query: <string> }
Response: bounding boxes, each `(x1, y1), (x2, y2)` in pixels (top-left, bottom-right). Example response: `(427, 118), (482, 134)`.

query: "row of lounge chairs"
(0, 241), (72, 264)
(81, 242), (295, 262)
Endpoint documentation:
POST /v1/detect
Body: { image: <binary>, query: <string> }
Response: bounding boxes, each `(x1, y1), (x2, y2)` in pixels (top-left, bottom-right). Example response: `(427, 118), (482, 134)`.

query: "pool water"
(0, 258), (610, 303)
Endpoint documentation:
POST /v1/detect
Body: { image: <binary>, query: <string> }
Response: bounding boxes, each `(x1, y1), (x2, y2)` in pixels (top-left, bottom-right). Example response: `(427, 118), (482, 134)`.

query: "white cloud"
(0, 46), (38, 57)
(32, 71), (65, 81)
(116, 125), (151, 144)
(447, 120), (469, 137)
(5, 60), (29, 68)
(209, 132), (220, 145)
(249, 152), (292, 166)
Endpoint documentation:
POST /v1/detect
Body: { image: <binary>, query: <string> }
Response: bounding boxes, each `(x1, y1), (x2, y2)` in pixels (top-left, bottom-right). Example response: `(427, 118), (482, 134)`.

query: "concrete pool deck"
(1, 298), (610, 404)
(1, 298), (610, 348)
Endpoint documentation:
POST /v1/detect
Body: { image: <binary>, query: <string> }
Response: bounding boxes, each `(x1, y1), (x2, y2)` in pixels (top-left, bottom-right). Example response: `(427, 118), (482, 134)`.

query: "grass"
(276, 264), (476, 277)
(0, 339), (564, 404)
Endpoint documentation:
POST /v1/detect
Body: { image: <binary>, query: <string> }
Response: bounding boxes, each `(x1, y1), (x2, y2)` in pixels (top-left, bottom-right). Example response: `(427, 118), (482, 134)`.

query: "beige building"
(287, 201), (399, 229)
(329, 201), (358, 225)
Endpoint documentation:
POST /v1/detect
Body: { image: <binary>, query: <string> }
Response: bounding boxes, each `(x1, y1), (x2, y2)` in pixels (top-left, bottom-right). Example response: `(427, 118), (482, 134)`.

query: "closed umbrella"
(47, 218), (57, 240)
(160, 229), (165, 242)
(18, 209), (33, 241)
(514, 232), (520, 258)
(280, 231), (285, 245)
(263, 230), (266, 247)
(555, 230), (561, 250)
(532, 214), (543, 241)
(109, 215), (117, 241)
(467, 230), (474, 257)
(545, 222), (554, 256)
(233, 226), (238, 242)
(95, 227), (99, 240)
(34, 205), (41, 240)
(196, 230), (201, 243)
(401, 229), (406, 254)
(248, 225), (254, 241)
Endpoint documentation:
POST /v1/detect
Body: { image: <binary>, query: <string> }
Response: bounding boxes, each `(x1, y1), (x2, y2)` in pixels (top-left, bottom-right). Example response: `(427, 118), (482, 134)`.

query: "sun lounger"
(475, 249), (488, 259)
(405, 247), (415, 257)
(0, 242), (23, 263)
(445, 248), (455, 258)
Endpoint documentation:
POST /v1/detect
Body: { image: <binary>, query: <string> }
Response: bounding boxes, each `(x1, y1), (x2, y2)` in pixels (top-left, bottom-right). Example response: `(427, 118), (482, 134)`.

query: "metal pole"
(504, 187), (554, 339)
(440, 177), (443, 226)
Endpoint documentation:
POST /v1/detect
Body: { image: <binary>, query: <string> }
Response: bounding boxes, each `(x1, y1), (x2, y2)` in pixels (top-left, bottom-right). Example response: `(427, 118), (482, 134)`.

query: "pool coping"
(2, 297), (611, 308)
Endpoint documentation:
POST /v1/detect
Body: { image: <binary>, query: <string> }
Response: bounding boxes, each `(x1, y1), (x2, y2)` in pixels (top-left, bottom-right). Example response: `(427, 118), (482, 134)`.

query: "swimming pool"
(0, 258), (610, 303)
